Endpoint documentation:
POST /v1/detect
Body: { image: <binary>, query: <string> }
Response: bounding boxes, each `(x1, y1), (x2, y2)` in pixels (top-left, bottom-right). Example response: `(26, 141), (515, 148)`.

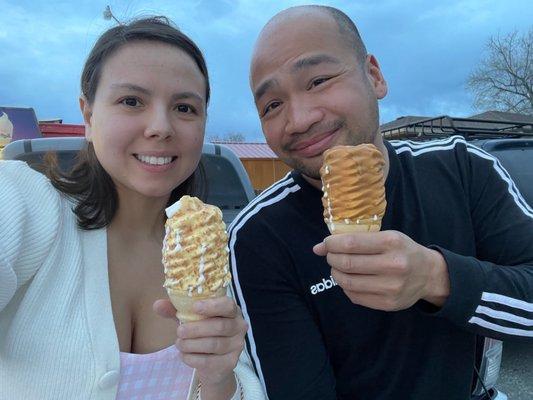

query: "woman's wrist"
(197, 373), (238, 400)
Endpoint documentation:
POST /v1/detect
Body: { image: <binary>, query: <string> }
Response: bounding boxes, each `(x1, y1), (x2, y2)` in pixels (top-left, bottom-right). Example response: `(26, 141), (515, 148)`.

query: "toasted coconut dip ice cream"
(162, 195), (231, 321)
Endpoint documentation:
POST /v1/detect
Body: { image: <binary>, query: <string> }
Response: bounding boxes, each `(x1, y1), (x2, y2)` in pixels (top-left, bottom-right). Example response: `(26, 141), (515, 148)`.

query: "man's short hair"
(309, 5), (368, 65)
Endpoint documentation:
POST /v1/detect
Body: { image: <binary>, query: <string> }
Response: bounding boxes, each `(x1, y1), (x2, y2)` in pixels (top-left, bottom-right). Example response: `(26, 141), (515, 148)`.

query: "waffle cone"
(330, 218), (382, 234)
(167, 287), (227, 323)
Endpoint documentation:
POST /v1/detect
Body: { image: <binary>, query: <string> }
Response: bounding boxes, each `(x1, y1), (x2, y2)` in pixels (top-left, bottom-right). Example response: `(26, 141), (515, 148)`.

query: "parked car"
(383, 115), (533, 400)
(1, 137), (256, 225)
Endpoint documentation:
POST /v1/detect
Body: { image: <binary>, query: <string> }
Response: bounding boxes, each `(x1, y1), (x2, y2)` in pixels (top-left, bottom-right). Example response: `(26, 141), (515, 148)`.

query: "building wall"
(241, 158), (292, 192)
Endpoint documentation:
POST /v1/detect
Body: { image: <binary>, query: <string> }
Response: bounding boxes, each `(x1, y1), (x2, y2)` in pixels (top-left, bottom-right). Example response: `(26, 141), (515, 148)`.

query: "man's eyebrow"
(254, 55), (341, 101)
(291, 54), (341, 73)
(254, 79), (277, 102)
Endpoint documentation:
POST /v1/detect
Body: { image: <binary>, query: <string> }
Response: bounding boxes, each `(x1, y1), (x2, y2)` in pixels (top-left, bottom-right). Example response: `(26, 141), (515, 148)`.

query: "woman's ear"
(79, 95), (93, 141)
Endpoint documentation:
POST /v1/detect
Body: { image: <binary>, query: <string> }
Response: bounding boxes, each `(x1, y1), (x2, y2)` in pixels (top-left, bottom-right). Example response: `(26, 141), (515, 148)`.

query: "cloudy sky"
(1, 0), (532, 141)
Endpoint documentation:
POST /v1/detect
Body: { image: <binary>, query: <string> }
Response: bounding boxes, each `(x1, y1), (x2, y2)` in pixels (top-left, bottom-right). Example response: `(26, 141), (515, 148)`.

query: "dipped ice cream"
(320, 144), (387, 234)
(162, 195), (231, 322)
(0, 111), (14, 151)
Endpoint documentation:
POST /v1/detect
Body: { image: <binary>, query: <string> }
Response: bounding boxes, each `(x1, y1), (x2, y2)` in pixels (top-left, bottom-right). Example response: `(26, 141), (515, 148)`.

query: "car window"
(11, 149), (250, 221)
(490, 148), (533, 205)
(202, 153), (249, 211)
(10, 151), (78, 173)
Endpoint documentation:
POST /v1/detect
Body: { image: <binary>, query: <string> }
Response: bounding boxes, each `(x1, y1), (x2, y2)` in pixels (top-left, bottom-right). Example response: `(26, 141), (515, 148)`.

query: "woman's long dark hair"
(45, 17), (209, 230)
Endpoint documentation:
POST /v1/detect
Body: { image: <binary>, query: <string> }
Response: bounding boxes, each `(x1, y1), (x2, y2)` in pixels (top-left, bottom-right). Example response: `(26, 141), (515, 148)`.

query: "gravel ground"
(496, 341), (533, 400)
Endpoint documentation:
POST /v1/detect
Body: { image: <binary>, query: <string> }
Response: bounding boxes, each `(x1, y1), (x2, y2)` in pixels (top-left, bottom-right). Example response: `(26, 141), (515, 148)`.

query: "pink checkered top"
(117, 345), (194, 400)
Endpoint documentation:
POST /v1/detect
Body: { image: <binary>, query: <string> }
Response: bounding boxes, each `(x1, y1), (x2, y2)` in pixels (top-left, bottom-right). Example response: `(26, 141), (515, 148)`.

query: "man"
(229, 5), (533, 399)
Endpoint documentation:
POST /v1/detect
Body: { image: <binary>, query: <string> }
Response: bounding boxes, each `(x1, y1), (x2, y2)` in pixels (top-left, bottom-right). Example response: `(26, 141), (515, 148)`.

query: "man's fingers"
(153, 299), (178, 320)
(323, 230), (403, 254)
(326, 253), (387, 274)
(331, 268), (403, 295)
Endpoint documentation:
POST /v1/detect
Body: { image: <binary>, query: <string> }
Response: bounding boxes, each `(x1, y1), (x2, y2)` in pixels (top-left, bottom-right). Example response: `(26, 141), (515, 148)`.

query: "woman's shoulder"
(0, 159), (50, 182)
(0, 160), (65, 208)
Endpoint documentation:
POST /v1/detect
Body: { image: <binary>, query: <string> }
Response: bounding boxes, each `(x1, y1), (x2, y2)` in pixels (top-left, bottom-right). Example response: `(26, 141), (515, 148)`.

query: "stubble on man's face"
(276, 97), (380, 180)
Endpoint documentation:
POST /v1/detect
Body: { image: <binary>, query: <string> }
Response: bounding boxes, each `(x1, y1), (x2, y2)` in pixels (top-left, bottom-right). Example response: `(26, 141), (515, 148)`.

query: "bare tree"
(468, 29), (533, 115)
(208, 132), (246, 142)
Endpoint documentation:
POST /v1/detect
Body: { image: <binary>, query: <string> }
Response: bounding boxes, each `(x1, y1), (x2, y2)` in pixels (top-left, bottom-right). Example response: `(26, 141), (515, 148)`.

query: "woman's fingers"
(176, 335), (244, 355)
(152, 299), (177, 320)
(178, 316), (248, 339)
(193, 296), (238, 319)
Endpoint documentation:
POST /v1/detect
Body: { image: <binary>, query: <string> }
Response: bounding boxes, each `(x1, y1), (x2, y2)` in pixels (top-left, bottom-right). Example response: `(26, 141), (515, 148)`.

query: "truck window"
(488, 148), (533, 205)
(202, 153), (249, 211)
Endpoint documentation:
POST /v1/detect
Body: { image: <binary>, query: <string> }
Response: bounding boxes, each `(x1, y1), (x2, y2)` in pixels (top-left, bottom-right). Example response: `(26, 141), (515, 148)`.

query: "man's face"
(251, 12), (387, 180)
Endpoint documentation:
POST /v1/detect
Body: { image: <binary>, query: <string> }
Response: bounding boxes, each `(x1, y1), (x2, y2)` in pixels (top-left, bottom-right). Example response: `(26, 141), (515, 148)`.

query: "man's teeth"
(136, 155), (173, 165)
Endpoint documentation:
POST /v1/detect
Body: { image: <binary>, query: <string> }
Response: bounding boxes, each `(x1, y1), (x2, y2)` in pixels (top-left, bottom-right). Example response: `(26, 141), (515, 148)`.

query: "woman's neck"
(109, 190), (169, 243)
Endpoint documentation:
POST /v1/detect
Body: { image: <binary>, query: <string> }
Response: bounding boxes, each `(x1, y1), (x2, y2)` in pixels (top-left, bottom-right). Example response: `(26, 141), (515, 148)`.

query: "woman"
(0, 17), (264, 400)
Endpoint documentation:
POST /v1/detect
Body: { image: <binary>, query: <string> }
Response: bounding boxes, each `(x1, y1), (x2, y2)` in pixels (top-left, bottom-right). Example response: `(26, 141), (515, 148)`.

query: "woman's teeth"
(136, 154), (173, 165)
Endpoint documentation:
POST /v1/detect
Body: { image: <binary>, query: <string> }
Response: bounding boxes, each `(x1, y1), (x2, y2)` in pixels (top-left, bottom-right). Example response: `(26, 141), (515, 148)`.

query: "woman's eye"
(121, 97), (141, 107)
(176, 104), (195, 113)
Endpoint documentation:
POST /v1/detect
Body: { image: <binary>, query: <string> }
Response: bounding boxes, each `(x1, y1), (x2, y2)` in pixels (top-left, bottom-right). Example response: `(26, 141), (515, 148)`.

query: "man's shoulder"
(387, 135), (471, 159)
(387, 136), (500, 175)
(229, 173), (302, 233)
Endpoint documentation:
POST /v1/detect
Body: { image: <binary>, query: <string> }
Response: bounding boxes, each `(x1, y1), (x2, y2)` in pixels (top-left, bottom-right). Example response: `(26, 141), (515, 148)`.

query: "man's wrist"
(422, 248), (451, 307)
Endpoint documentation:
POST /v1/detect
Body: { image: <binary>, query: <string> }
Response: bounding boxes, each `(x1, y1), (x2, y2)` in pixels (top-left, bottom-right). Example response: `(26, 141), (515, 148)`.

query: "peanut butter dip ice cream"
(162, 195), (231, 322)
(320, 144), (387, 234)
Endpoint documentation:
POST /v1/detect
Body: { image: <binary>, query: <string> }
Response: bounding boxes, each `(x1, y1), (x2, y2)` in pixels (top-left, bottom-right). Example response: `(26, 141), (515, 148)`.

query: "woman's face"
(82, 41), (207, 201)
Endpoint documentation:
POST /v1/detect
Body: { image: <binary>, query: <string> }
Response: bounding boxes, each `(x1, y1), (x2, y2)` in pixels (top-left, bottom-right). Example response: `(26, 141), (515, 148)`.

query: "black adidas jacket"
(229, 137), (533, 400)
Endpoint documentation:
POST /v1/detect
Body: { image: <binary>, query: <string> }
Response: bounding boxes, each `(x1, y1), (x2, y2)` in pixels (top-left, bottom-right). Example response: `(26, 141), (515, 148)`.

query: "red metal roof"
(38, 123), (278, 159)
(212, 141), (276, 158)
(40, 123), (85, 137)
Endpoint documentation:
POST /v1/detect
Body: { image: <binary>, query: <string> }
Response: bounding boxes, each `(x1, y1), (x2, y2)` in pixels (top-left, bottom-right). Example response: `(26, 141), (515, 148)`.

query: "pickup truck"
(4, 123), (532, 399)
(1, 136), (256, 225)
(382, 115), (533, 400)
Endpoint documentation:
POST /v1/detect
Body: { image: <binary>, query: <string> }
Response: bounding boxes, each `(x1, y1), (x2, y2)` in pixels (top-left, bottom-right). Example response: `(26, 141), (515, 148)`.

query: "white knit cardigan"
(0, 161), (265, 400)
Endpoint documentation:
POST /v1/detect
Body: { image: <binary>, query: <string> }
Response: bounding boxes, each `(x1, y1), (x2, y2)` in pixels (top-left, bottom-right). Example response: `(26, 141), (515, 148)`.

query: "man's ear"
(79, 95), (93, 141)
(365, 54), (388, 100)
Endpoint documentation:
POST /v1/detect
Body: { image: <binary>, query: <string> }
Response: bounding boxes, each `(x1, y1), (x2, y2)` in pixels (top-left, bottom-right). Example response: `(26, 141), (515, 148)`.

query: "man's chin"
(291, 161), (321, 180)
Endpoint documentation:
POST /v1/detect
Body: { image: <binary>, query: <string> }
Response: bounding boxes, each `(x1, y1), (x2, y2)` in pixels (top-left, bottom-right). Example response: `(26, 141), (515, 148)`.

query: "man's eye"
(263, 101), (281, 116)
(176, 104), (195, 113)
(309, 77), (329, 89)
(121, 97), (141, 107)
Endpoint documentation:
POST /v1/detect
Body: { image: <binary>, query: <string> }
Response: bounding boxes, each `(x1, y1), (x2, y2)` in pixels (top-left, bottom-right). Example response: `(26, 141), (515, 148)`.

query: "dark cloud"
(1, 0), (532, 140)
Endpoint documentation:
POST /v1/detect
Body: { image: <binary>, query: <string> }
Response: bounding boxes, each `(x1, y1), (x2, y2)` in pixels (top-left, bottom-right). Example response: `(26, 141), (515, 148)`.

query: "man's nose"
(144, 106), (173, 140)
(284, 100), (323, 135)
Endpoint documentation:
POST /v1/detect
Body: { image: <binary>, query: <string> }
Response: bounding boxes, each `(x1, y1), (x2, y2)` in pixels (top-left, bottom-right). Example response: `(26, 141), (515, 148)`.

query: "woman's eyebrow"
(110, 83), (151, 95)
(171, 92), (204, 103)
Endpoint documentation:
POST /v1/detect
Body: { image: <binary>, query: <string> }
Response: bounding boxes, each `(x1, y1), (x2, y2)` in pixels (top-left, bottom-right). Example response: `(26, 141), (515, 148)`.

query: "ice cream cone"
(162, 196), (231, 322)
(320, 144), (386, 234)
(329, 218), (382, 234)
(167, 287), (227, 322)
